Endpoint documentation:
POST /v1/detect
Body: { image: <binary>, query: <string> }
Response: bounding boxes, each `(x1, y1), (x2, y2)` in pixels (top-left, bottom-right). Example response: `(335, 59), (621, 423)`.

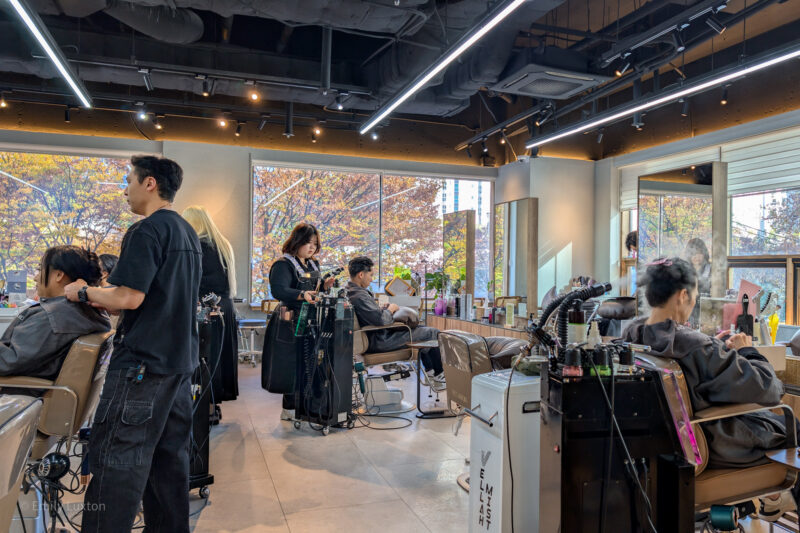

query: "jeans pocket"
(108, 400), (153, 466)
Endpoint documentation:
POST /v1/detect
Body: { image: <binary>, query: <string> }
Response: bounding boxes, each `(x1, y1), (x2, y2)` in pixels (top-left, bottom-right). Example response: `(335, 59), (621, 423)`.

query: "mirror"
(635, 163), (728, 324)
(443, 210), (475, 295)
(493, 198), (538, 311)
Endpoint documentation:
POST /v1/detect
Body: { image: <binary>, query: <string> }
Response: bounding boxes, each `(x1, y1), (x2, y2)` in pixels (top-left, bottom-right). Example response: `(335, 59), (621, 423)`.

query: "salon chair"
(438, 330), (528, 408)
(0, 395), (42, 533)
(0, 331), (113, 457)
(637, 353), (797, 526)
(495, 296), (522, 309)
(352, 316), (416, 413)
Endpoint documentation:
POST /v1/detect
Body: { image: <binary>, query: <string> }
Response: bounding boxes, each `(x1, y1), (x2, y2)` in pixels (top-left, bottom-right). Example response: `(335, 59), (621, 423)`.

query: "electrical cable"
(17, 500), (28, 533)
(600, 357), (616, 533)
(587, 356), (658, 533)
(506, 361), (517, 533)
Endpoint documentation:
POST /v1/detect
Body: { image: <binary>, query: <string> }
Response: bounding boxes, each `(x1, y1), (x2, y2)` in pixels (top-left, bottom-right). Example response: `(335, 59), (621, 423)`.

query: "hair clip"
(647, 258), (673, 267)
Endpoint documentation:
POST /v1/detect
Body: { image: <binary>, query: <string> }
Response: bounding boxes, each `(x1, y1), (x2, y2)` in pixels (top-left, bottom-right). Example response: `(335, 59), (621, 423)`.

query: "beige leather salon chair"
(637, 353), (797, 512)
(0, 395), (42, 533)
(352, 316), (413, 367)
(438, 330), (528, 408)
(495, 296), (522, 309)
(0, 331), (114, 458)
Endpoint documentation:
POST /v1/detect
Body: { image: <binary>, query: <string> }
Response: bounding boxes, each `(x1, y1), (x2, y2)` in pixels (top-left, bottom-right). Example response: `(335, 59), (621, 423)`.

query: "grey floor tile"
(285, 499), (429, 533)
(190, 478), (289, 533)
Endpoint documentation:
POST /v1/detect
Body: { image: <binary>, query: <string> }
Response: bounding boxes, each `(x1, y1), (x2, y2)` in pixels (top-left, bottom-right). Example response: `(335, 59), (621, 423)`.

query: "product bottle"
(567, 301), (587, 344)
(586, 321), (602, 349)
(562, 347), (583, 377)
(615, 346), (637, 375)
(590, 346), (612, 377)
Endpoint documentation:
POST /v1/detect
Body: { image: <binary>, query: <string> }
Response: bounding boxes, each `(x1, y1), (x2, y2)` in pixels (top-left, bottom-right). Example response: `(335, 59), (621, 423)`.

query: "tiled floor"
(189, 365), (471, 533)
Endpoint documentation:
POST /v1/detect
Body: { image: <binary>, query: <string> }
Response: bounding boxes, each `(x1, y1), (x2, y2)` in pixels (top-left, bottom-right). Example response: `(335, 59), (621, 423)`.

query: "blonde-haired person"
(182, 206), (239, 401)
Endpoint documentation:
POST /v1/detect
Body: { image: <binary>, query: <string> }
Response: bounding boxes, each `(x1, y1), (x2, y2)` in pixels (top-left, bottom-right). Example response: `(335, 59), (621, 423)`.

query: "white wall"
(593, 158), (619, 287)
(530, 158), (595, 304)
(0, 130), (497, 304)
(494, 159), (531, 204)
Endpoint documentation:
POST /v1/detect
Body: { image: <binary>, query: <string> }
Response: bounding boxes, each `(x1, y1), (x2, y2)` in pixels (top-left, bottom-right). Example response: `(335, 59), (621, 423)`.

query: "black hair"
(282, 223), (321, 256)
(684, 238), (710, 266)
(131, 155), (183, 202)
(40, 245), (103, 287)
(348, 256), (374, 278)
(625, 230), (638, 252)
(640, 257), (698, 307)
(98, 254), (118, 276)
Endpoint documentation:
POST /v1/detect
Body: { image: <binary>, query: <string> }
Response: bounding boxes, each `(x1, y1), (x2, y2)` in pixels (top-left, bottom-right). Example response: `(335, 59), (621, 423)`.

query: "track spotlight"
(720, 86), (728, 105)
(313, 125), (322, 136)
(202, 80), (210, 97)
(371, 130), (379, 141)
(465, 145), (472, 158)
(499, 136), (506, 145)
(283, 102), (295, 138)
(535, 107), (553, 127)
(706, 14), (726, 35)
(680, 99), (690, 117)
(0, 96), (7, 108)
(154, 116), (163, 130)
(334, 94), (347, 110)
(137, 109), (147, 120)
(615, 61), (630, 77)
(691, 165), (696, 170)
(632, 113), (644, 130)
(249, 90), (260, 102)
(258, 114), (269, 131)
(597, 129), (604, 144)
(64, 107), (71, 123)
(673, 32), (686, 53)
(218, 118), (228, 128)
(235, 122), (242, 137)
(139, 68), (154, 92)
(311, 132), (318, 143)
(481, 140), (488, 153)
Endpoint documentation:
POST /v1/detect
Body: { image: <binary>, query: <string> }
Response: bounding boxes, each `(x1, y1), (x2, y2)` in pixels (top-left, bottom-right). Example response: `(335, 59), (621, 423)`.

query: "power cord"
(587, 356), (658, 533)
(506, 363), (517, 533)
(600, 360), (616, 533)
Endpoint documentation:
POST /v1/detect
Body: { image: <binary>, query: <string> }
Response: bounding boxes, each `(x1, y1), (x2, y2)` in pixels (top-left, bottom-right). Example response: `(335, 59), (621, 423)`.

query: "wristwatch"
(77, 285), (90, 303)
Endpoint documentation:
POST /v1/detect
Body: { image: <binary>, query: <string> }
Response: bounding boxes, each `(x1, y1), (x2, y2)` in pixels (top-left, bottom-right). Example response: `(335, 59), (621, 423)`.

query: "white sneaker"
(758, 490), (796, 522)
(280, 409), (295, 421)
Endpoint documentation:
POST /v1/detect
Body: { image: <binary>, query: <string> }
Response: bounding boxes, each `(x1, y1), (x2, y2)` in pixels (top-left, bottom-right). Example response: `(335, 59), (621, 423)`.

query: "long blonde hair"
(182, 206), (237, 297)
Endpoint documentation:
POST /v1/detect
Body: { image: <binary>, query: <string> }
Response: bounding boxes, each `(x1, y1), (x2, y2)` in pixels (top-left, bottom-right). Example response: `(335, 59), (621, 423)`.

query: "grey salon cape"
(346, 281), (437, 352)
(0, 296), (111, 381)
(623, 317), (790, 468)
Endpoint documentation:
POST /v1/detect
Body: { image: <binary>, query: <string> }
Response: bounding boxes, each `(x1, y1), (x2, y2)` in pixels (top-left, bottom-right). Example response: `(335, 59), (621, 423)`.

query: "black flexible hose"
(554, 283), (614, 346)
(538, 291), (573, 329)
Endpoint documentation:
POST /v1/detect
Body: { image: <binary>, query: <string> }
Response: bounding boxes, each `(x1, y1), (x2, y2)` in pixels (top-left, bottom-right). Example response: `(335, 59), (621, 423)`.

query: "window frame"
(726, 256), (800, 325)
(249, 160), (494, 303)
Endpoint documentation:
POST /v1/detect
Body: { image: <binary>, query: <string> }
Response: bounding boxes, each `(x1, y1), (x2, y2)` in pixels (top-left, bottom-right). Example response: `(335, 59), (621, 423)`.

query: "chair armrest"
(692, 403), (779, 423)
(0, 376), (55, 388)
(357, 322), (411, 333)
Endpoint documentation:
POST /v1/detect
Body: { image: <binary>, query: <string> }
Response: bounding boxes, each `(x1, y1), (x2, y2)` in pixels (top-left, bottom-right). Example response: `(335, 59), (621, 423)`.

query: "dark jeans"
(82, 368), (193, 533)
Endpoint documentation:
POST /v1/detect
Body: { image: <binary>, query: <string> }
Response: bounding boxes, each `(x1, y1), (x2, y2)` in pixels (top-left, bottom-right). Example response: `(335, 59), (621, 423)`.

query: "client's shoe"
(280, 409), (295, 421)
(757, 490), (796, 522)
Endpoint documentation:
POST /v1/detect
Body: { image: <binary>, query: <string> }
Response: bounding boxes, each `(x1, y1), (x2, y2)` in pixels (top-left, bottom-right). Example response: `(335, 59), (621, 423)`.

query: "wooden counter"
(426, 314), (528, 340)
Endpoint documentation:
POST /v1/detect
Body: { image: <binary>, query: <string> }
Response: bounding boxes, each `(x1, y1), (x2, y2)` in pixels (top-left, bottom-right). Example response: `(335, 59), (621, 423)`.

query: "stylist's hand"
(303, 291), (317, 304)
(386, 303), (400, 314)
(64, 279), (87, 302)
(324, 277), (335, 290)
(725, 332), (753, 350)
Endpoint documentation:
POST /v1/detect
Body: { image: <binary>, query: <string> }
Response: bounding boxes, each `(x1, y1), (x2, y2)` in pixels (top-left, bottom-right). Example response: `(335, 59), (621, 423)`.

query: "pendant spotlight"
(632, 113), (644, 130)
(466, 144), (473, 158)
(153, 116), (163, 130)
(139, 68), (154, 92)
(359, 0), (530, 135)
(234, 122), (243, 137)
(283, 102), (295, 138)
(481, 140), (489, 153)
(615, 61), (631, 77)
(137, 108), (147, 120)
(64, 107), (70, 123)
(258, 114), (270, 131)
(680, 98), (690, 117)
(720, 86), (729, 105)
(0, 97), (6, 108)
(705, 14), (727, 35)
(371, 130), (379, 141)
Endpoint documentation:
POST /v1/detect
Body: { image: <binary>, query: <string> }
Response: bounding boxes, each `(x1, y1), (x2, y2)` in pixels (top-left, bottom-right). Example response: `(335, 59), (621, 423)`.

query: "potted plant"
(425, 270), (447, 315)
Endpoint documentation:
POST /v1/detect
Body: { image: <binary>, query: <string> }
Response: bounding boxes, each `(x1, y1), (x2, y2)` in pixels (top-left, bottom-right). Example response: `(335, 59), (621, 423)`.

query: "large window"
(730, 188), (800, 256)
(251, 165), (492, 302)
(251, 166), (379, 301)
(0, 151), (134, 287)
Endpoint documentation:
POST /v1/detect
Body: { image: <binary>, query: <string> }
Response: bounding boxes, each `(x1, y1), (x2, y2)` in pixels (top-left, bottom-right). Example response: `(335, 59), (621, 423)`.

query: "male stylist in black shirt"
(65, 155), (201, 533)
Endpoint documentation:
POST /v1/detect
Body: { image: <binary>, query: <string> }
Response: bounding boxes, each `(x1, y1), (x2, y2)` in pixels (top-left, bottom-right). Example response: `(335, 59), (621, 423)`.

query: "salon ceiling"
(0, 0), (798, 164)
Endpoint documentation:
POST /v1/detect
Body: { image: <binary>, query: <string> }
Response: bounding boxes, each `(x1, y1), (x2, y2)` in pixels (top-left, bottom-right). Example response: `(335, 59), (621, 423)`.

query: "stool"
(237, 319), (267, 367)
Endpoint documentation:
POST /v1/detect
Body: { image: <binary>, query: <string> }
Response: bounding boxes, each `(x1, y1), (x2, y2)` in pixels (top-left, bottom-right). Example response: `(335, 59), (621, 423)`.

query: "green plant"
(425, 270), (446, 299)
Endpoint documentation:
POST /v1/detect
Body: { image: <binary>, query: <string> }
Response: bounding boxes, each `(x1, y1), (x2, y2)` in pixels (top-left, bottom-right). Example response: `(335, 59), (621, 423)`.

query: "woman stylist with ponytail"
(262, 223), (334, 421)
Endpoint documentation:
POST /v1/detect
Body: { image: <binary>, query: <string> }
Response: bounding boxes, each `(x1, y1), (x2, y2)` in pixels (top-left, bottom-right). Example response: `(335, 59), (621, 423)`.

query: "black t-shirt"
(108, 209), (202, 375)
(269, 257), (320, 312)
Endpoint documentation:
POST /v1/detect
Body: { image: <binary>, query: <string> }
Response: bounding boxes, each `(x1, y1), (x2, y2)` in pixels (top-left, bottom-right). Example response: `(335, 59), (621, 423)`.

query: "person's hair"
(182, 205), (237, 296)
(40, 246), (103, 288)
(98, 254), (118, 277)
(625, 231), (638, 252)
(640, 257), (698, 307)
(130, 155), (183, 202)
(348, 256), (374, 278)
(282, 223), (321, 256)
(684, 238), (710, 267)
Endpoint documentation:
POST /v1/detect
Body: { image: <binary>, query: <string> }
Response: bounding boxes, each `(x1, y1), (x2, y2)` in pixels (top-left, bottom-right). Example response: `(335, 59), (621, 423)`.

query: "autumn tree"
(0, 152), (135, 283)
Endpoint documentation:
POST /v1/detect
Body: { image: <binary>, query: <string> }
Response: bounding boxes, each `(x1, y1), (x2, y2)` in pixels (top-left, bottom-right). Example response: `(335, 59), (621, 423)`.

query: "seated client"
(346, 256), (445, 390)
(0, 246), (111, 380)
(623, 257), (796, 521)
